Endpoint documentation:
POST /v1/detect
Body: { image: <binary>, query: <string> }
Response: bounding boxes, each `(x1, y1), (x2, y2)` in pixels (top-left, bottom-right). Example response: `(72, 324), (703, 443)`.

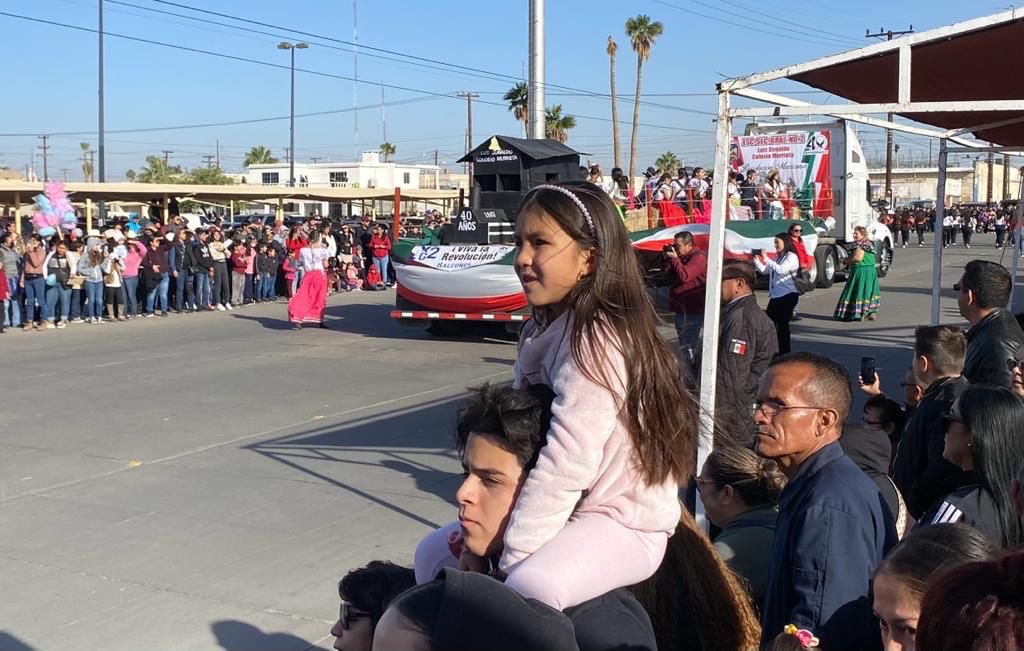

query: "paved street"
(0, 231), (1020, 651)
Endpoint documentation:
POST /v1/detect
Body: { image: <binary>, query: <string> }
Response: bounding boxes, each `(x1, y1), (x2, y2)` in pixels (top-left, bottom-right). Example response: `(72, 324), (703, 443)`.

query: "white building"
(244, 151), (443, 218)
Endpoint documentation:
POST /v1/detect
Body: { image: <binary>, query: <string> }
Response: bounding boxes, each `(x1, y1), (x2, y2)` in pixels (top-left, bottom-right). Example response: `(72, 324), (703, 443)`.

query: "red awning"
(790, 19), (1024, 146)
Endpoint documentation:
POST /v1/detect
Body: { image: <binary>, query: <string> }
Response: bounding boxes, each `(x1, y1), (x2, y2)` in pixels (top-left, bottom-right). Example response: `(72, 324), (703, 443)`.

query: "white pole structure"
(695, 89), (733, 531)
(1012, 167), (1024, 312)
(527, 0), (545, 140)
(931, 139), (948, 325)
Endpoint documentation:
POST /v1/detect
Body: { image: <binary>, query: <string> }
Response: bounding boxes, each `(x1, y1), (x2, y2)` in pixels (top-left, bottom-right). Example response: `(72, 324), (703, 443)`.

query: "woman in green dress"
(834, 225), (880, 321)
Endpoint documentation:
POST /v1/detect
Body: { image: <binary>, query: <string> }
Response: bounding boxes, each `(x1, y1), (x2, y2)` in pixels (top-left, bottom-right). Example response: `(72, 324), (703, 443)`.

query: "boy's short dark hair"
(455, 383), (555, 472)
(338, 560), (417, 628)
(961, 260), (1012, 309)
(864, 394), (906, 433)
(914, 325), (966, 376)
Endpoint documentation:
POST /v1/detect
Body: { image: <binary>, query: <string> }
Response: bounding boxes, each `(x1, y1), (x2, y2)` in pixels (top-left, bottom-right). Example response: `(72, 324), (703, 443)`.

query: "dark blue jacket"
(760, 441), (897, 651)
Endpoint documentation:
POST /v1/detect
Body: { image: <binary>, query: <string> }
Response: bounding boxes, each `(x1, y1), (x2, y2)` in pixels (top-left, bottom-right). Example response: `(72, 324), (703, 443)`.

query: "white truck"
(740, 120), (894, 287)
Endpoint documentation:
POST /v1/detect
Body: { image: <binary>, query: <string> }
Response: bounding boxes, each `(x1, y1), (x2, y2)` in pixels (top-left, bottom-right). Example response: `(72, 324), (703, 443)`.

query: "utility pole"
(310, 157), (323, 164)
(98, 0), (106, 220)
(216, 138), (221, 170)
(38, 135), (50, 181)
(87, 150), (96, 182)
(278, 41), (308, 187)
(381, 81), (387, 144)
(161, 150), (174, 166)
(457, 92), (479, 180)
(434, 149), (439, 166)
(1003, 153), (1011, 201)
(61, 169), (70, 183)
(202, 155), (216, 169)
(866, 26), (914, 208)
(987, 149), (995, 204)
(527, 0), (545, 139)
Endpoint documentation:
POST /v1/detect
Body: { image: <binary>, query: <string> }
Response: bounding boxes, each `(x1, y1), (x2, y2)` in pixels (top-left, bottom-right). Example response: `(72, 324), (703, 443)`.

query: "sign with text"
(409, 244), (515, 272)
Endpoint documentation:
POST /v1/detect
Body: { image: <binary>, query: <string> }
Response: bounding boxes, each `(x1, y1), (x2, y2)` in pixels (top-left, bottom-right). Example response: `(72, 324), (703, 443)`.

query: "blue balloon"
(37, 226), (56, 237)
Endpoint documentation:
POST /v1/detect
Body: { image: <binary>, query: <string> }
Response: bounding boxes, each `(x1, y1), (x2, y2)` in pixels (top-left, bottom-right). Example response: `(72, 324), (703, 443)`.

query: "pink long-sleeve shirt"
(499, 312), (682, 572)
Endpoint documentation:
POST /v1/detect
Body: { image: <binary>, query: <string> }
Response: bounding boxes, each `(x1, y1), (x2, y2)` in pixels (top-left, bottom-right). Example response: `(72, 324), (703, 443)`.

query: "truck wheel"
(877, 241), (893, 278)
(814, 246), (836, 288)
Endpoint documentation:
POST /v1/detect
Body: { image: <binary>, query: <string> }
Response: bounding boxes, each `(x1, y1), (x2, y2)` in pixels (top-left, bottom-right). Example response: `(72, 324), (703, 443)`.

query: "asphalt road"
(0, 230), (1019, 651)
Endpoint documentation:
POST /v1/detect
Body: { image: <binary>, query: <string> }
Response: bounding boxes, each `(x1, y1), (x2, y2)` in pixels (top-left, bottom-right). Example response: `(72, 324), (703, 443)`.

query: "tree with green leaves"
(80, 142), (93, 182)
(544, 105), (577, 144)
(380, 142), (396, 162)
(184, 166), (235, 185)
(504, 82), (529, 134)
(607, 36), (621, 170)
(625, 15), (663, 183)
(243, 145), (278, 167)
(136, 155), (183, 184)
(125, 169), (136, 182)
(655, 151), (681, 174)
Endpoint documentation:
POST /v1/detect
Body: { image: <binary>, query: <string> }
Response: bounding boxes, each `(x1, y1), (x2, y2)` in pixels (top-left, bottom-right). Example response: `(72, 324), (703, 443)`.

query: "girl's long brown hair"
(629, 509), (761, 651)
(518, 181), (698, 485)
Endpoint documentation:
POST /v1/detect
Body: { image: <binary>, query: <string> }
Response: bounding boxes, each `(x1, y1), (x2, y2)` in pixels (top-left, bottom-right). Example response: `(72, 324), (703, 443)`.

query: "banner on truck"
(408, 244), (515, 272)
(731, 131), (832, 218)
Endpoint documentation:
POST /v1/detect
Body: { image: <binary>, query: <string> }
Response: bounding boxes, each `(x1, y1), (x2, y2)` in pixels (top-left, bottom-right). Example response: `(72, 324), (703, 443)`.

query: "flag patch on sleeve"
(729, 338), (748, 355)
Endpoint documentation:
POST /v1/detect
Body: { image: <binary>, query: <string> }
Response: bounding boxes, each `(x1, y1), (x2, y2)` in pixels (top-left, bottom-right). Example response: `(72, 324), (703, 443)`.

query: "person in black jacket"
(925, 384), (1024, 549)
(956, 259), (1024, 387)
(701, 259), (777, 446)
(190, 229), (215, 310)
(891, 325), (973, 519)
(840, 424), (912, 540)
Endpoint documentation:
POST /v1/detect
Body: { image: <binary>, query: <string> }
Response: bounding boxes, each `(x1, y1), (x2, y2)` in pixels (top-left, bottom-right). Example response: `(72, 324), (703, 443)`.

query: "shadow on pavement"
(211, 620), (323, 651)
(244, 394), (476, 529)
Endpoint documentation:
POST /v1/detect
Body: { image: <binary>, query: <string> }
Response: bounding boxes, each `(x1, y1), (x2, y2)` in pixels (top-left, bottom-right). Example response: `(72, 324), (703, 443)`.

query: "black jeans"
(916, 226), (926, 244)
(212, 261), (230, 306)
(766, 292), (799, 355)
(962, 227), (973, 246)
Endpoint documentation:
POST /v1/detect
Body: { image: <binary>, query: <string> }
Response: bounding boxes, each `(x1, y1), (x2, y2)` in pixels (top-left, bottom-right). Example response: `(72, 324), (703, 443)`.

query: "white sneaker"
(72, 317), (84, 323)
(45, 322), (56, 329)
(56, 322), (67, 329)
(217, 304), (226, 311)
(225, 303), (233, 311)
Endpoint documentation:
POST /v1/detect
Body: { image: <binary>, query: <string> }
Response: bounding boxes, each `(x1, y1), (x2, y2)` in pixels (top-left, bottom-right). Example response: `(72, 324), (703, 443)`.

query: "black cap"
(431, 570), (579, 651)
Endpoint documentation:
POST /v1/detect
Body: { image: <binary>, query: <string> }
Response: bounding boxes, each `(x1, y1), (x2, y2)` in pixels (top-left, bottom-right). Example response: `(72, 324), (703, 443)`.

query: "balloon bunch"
(31, 182), (78, 239)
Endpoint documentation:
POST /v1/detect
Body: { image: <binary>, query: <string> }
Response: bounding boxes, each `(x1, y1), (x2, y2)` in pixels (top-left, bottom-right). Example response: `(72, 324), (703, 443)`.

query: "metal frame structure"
(696, 9), (1024, 527)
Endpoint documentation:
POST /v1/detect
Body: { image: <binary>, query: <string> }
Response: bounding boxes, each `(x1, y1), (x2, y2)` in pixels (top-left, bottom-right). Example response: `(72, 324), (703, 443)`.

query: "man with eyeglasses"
(955, 260), (1024, 388)
(756, 352), (896, 651)
(330, 560), (416, 651)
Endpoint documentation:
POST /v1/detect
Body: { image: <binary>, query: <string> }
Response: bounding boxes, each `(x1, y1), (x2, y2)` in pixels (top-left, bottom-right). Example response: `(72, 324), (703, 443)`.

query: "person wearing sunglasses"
(1008, 354), (1024, 399)
(330, 560), (416, 651)
(927, 384), (1024, 550)
(755, 352), (897, 651)
(955, 259), (1024, 388)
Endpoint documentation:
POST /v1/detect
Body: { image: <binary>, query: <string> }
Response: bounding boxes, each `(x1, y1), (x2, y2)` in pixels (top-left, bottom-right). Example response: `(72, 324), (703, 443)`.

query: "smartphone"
(860, 356), (877, 386)
(751, 248), (763, 256)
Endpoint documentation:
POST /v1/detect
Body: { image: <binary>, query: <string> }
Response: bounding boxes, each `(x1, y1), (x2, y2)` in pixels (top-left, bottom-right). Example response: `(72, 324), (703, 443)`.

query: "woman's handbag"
(793, 268), (815, 295)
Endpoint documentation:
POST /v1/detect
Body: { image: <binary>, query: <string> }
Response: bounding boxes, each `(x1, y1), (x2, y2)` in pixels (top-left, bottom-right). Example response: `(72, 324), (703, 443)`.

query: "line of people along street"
(324, 181), (1024, 651)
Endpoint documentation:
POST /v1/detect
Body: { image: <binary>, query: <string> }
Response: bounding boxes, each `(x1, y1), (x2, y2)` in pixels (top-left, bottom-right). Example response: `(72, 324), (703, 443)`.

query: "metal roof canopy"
(694, 9), (1024, 530)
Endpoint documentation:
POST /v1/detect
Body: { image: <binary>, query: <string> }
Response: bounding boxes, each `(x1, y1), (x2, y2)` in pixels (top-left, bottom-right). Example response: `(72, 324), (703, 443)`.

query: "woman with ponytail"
(698, 446), (787, 611)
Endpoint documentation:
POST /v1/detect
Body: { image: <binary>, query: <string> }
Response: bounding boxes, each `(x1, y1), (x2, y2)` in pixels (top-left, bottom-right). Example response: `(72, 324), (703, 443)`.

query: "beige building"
(869, 161), (1023, 205)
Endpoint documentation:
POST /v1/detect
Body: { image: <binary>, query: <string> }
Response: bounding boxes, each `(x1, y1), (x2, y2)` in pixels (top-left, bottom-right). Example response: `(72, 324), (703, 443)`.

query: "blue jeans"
(23, 276), (46, 324)
(45, 285), (71, 323)
(123, 275), (140, 316)
(674, 312), (704, 363)
(194, 271), (211, 308)
(244, 273), (254, 303)
(146, 273), (170, 313)
(174, 269), (193, 310)
(255, 272), (271, 300)
(85, 280), (104, 319)
(3, 276), (20, 327)
(70, 287), (82, 319)
(373, 256), (390, 286)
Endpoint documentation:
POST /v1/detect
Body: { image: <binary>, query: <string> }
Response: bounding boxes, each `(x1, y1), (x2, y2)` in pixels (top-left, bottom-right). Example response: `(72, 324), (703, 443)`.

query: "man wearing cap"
(698, 259), (778, 446)
(190, 229), (215, 310)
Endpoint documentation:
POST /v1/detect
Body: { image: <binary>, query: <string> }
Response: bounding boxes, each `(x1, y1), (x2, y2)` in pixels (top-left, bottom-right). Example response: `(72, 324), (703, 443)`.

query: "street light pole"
(98, 0), (106, 220)
(278, 41), (309, 187)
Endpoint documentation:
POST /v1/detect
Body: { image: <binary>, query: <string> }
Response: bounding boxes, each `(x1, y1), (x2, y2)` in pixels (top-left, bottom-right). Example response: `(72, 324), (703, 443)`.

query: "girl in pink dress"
(287, 233), (331, 328)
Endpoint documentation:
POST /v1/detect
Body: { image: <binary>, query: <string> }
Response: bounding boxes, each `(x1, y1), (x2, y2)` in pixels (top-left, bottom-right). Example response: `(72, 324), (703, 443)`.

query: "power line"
(0, 11), (714, 136)
(143, 0), (713, 115)
(696, 0), (863, 45)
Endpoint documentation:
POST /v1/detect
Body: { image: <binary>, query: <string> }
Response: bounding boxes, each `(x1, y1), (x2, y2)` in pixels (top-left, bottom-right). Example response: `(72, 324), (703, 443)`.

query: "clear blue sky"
(0, 0), (991, 179)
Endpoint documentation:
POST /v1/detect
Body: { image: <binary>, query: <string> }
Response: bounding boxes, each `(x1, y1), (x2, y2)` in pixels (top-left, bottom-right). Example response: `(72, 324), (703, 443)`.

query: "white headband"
(530, 185), (597, 238)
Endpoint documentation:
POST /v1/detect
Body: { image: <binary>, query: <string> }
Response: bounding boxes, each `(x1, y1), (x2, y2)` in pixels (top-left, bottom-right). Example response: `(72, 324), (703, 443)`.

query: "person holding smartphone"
(753, 233), (800, 354)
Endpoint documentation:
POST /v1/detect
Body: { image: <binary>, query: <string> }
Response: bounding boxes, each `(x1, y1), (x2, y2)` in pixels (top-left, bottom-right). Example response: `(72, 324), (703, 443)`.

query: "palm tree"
(80, 142), (93, 182)
(655, 151), (681, 174)
(136, 155), (182, 184)
(625, 15), (664, 183)
(504, 82), (529, 135)
(380, 142), (396, 162)
(243, 145), (278, 168)
(544, 105), (577, 144)
(607, 36), (621, 170)
(125, 169), (136, 182)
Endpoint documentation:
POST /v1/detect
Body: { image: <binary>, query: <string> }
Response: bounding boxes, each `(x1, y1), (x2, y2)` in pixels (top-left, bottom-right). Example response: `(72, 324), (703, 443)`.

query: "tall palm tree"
(243, 145), (278, 167)
(625, 15), (664, 183)
(544, 105), (577, 144)
(607, 36), (621, 170)
(504, 82), (529, 135)
(655, 151), (681, 174)
(80, 142), (93, 182)
(380, 142), (396, 162)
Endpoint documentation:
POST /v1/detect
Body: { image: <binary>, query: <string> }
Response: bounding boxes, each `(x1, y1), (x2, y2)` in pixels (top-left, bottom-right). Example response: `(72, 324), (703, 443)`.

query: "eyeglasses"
(791, 229), (802, 234)
(953, 283), (969, 293)
(340, 602), (372, 630)
(752, 401), (825, 418)
(695, 476), (711, 494)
